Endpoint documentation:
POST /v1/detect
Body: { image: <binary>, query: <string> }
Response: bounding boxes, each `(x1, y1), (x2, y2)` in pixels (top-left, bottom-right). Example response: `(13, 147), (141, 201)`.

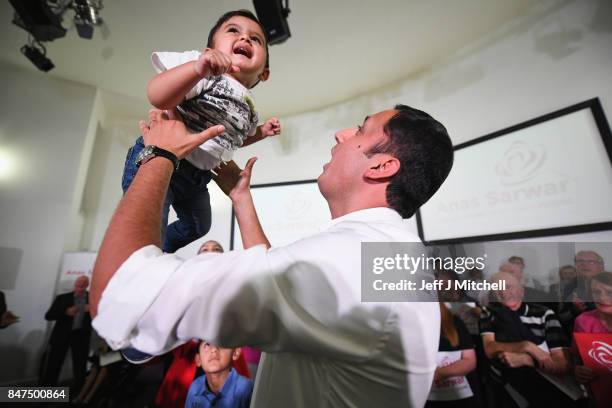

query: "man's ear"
(195, 353), (202, 368)
(258, 68), (270, 82)
(364, 155), (400, 180)
(232, 348), (242, 361)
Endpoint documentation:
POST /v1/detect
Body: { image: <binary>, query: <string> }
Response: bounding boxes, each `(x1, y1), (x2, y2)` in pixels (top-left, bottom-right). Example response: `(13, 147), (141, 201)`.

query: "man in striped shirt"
(479, 272), (574, 407)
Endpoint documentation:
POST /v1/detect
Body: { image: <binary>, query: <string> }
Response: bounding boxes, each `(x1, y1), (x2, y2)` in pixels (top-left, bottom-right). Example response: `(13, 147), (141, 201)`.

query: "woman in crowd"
(573, 271), (612, 386)
(426, 303), (478, 408)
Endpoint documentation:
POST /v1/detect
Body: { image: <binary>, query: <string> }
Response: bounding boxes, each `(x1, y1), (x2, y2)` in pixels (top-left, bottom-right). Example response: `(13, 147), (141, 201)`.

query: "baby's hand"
(260, 117), (281, 137)
(194, 48), (240, 78)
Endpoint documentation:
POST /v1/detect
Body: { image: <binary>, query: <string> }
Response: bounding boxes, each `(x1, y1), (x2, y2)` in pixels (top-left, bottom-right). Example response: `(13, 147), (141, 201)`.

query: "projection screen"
(416, 98), (612, 244)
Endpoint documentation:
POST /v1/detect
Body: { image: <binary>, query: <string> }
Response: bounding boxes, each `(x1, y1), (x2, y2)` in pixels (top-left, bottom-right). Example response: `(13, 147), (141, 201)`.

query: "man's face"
(211, 16), (268, 86)
(318, 109), (396, 200)
(493, 273), (524, 310)
(559, 266), (577, 282)
(575, 251), (604, 279)
(196, 342), (238, 375)
(198, 240), (223, 254)
(74, 276), (89, 296)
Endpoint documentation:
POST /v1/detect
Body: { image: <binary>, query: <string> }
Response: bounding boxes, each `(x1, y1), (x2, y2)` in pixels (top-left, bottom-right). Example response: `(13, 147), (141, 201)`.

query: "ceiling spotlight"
(72, 0), (103, 39)
(9, 0), (67, 42)
(20, 39), (54, 72)
(71, 0), (102, 40)
(8, 0), (106, 72)
(75, 19), (94, 39)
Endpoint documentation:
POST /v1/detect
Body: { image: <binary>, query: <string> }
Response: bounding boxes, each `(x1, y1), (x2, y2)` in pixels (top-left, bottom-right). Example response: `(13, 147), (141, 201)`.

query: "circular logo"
(495, 141), (546, 186)
(284, 192), (311, 220)
(588, 340), (612, 371)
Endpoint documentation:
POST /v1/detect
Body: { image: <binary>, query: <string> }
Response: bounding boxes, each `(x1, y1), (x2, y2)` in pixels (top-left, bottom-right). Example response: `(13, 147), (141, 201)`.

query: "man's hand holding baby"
(140, 109), (225, 160)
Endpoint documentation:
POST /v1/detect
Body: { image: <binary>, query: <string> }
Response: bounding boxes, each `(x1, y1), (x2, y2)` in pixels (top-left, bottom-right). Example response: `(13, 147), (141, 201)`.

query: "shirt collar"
(319, 207), (402, 231)
(202, 368), (237, 398)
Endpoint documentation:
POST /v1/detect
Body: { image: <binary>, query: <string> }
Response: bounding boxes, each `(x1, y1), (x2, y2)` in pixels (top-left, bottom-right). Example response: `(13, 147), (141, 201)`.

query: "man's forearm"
(90, 158), (173, 316)
(232, 192), (270, 249)
(484, 339), (533, 359)
(550, 349), (571, 374)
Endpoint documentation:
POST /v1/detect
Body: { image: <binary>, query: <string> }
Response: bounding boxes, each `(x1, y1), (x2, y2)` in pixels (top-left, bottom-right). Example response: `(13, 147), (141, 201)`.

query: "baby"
(122, 10), (280, 252)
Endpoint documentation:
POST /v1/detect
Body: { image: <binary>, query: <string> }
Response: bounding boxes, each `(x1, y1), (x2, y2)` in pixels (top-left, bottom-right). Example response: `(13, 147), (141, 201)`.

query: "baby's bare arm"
(147, 49), (239, 110)
(147, 62), (202, 110)
(242, 117), (281, 147)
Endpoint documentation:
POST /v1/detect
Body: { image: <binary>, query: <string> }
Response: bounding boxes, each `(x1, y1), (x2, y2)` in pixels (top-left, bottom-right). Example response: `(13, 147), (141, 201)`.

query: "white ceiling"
(0, 0), (535, 119)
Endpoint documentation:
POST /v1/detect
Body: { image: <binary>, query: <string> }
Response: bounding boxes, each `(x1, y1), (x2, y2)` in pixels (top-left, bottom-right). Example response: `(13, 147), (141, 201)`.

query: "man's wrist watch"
(135, 145), (179, 171)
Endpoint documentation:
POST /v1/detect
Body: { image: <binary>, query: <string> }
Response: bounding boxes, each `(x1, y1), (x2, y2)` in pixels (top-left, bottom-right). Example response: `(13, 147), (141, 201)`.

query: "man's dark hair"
(207, 10), (270, 68)
(508, 256), (525, 266)
(367, 105), (454, 218)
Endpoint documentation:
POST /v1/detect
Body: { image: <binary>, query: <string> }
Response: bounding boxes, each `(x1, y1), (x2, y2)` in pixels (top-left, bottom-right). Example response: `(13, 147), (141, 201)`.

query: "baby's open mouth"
(233, 45), (252, 58)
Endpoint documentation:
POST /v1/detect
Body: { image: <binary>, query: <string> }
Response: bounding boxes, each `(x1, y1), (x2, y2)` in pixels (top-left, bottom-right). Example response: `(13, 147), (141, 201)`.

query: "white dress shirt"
(93, 207), (440, 407)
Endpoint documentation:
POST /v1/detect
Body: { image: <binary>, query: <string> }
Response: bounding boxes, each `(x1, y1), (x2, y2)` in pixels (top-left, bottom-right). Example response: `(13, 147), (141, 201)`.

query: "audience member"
(465, 267), (488, 306)
(0, 290), (19, 329)
(71, 333), (122, 405)
(185, 341), (253, 408)
(198, 240), (224, 254)
(426, 303), (478, 408)
(570, 250), (604, 310)
(499, 260), (555, 307)
(41, 275), (92, 392)
(573, 272), (612, 386)
(437, 269), (480, 337)
(548, 265), (577, 303)
(559, 251), (605, 336)
(480, 272), (573, 407)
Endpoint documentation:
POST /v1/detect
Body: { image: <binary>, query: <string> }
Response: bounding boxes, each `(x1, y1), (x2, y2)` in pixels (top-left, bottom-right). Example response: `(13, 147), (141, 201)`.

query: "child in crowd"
(185, 341), (253, 408)
(122, 10), (281, 253)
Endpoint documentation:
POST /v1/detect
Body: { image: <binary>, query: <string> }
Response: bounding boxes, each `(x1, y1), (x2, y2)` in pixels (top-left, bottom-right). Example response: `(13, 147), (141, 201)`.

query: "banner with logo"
(57, 252), (97, 294)
(417, 99), (612, 244)
(574, 332), (612, 407)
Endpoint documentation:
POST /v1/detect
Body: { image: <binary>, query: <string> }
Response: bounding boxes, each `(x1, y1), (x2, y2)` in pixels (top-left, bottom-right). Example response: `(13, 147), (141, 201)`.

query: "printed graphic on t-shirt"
(178, 76), (258, 152)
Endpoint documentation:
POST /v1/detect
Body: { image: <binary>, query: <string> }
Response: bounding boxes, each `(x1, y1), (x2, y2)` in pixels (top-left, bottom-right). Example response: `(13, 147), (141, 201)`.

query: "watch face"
(136, 145), (155, 166)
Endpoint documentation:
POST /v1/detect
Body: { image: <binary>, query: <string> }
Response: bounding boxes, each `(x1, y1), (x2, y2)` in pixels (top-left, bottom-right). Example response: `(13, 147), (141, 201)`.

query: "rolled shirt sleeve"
(93, 244), (279, 354)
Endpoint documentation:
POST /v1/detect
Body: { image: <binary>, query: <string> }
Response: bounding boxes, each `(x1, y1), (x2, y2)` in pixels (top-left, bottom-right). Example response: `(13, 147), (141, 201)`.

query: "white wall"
(0, 63), (97, 383)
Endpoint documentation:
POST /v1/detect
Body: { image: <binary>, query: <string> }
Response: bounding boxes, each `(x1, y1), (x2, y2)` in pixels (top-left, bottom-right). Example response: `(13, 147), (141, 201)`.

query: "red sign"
(574, 332), (612, 407)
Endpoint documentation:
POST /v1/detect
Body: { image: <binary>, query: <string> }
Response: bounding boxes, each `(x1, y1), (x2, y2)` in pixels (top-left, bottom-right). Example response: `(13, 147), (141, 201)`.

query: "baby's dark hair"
(207, 10), (270, 68)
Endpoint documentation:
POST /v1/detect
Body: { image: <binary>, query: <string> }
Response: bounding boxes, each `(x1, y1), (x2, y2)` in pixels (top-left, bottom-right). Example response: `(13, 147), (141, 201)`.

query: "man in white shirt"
(91, 104), (454, 407)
